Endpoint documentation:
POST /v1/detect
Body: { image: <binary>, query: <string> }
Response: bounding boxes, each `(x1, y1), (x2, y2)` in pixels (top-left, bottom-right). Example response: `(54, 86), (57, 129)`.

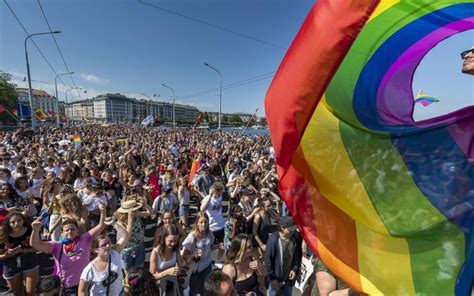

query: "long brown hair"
(60, 194), (84, 217)
(191, 212), (211, 238)
(156, 224), (180, 256)
(224, 234), (251, 265)
(0, 212), (29, 244)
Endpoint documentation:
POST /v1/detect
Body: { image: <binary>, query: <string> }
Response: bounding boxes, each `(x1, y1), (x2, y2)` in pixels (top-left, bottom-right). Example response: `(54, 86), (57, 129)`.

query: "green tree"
(229, 114), (242, 123)
(0, 71), (18, 124)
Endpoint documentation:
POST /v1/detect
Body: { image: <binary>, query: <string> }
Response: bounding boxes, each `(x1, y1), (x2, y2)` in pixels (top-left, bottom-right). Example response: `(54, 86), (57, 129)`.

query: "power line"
(37, 0), (77, 89)
(137, 0), (287, 50)
(180, 71), (275, 99)
(3, 0), (69, 88)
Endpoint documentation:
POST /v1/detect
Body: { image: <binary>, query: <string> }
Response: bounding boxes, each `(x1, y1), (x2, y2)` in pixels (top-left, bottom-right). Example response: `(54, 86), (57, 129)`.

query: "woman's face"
(97, 237), (112, 256)
(65, 200), (78, 211)
(165, 234), (178, 250)
(9, 215), (24, 230)
(163, 213), (173, 225)
(0, 185), (9, 197)
(197, 217), (208, 233)
(62, 223), (78, 240)
(244, 239), (253, 258)
(0, 171), (7, 180)
(18, 180), (28, 189)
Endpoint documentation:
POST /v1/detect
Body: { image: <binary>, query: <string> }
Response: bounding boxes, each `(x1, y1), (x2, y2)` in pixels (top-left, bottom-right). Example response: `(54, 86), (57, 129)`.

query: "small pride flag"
(73, 135), (81, 147)
(415, 90), (439, 106)
(114, 136), (127, 144)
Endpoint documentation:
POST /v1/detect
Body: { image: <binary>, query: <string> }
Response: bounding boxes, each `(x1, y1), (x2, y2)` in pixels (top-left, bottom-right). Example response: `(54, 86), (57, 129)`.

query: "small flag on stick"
(73, 135), (81, 147)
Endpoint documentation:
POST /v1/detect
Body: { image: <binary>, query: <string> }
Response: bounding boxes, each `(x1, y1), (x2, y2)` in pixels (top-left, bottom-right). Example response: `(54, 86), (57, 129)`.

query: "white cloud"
(80, 73), (109, 83)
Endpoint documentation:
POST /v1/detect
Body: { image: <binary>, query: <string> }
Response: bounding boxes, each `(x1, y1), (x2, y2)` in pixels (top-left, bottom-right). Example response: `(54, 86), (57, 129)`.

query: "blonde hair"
(191, 212), (211, 237)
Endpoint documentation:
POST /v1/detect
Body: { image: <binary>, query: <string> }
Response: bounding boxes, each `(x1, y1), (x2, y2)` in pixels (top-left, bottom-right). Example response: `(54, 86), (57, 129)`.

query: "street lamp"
(65, 87), (77, 126)
(25, 30), (61, 130)
(55, 71), (74, 126)
(162, 84), (175, 128)
(204, 62), (222, 130)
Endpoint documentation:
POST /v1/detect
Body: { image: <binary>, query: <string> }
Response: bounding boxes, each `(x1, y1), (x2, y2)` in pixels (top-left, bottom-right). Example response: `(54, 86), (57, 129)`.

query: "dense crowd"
(0, 125), (353, 296)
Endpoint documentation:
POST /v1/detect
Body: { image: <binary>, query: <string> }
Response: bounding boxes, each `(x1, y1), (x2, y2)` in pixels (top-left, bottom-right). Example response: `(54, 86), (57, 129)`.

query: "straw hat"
(117, 200), (143, 214)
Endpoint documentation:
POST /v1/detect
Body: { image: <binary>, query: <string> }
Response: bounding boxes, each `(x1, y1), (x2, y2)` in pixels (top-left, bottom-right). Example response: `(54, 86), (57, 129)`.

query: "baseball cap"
(280, 216), (297, 232)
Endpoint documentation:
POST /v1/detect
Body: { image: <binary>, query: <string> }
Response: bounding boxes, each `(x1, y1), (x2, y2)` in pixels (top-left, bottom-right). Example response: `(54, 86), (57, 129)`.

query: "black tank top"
(233, 265), (259, 295)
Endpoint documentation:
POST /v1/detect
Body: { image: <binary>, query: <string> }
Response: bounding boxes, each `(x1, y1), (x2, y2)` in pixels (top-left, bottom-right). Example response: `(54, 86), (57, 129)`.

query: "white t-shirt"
(81, 192), (109, 212)
(80, 250), (123, 296)
(29, 178), (44, 198)
(152, 193), (178, 213)
(45, 165), (60, 177)
(182, 233), (213, 273)
(205, 195), (225, 232)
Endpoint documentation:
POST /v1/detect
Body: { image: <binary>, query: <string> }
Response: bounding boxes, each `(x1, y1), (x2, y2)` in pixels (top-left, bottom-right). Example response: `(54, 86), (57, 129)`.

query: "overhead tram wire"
(180, 73), (275, 99)
(137, 0), (287, 50)
(37, 0), (77, 90)
(180, 71), (276, 100)
(3, 0), (69, 88)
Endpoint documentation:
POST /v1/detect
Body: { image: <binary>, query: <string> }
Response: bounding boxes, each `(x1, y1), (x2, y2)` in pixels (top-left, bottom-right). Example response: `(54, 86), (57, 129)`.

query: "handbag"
(294, 254), (314, 294)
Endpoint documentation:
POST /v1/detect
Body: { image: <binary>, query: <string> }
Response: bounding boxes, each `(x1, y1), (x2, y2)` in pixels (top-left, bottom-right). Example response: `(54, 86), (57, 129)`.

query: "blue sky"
(1, 0), (313, 115)
(1, 0), (472, 119)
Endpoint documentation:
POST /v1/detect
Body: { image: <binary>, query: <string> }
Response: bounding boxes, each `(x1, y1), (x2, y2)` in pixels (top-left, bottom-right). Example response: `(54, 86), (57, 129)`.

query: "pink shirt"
(51, 230), (93, 288)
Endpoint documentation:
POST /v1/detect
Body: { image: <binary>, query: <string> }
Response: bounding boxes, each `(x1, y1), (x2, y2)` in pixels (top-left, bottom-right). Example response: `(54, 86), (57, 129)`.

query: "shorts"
(314, 257), (348, 290)
(212, 228), (225, 244)
(121, 244), (146, 270)
(3, 253), (39, 280)
(179, 204), (190, 217)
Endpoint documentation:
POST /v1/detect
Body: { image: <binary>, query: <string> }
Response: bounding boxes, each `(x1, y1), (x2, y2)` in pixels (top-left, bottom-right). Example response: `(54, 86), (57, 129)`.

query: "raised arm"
(30, 218), (52, 254)
(90, 202), (106, 237)
(109, 214), (131, 253)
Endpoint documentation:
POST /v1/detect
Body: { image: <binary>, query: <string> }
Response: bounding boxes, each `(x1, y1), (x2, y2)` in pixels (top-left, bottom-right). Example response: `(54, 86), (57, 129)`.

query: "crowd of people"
(0, 125), (354, 296)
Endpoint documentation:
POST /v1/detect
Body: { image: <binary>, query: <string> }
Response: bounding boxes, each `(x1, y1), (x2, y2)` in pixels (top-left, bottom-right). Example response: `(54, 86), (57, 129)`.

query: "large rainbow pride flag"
(265, 1), (474, 295)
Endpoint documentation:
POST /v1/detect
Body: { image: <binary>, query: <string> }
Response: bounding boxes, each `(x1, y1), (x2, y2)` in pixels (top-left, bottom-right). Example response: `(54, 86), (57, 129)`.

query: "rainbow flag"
(415, 91), (440, 106)
(114, 135), (127, 143)
(73, 135), (81, 147)
(265, 1), (473, 295)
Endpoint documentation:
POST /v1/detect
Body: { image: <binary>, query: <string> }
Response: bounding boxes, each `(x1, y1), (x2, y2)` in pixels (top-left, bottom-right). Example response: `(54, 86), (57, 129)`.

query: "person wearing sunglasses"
(78, 215), (131, 296)
(461, 46), (474, 75)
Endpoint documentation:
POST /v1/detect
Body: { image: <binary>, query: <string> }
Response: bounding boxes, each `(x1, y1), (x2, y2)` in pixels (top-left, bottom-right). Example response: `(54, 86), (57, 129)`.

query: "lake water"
(221, 127), (270, 136)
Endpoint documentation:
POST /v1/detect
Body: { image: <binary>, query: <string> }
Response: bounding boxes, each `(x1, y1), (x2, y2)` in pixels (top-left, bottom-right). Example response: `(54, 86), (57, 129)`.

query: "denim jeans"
(268, 281), (292, 296)
(189, 263), (212, 296)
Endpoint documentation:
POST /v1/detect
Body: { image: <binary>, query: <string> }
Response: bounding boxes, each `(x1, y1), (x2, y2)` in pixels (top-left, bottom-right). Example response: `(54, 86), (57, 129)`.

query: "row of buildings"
(14, 88), (262, 125)
(15, 89), (200, 123)
(65, 93), (199, 123)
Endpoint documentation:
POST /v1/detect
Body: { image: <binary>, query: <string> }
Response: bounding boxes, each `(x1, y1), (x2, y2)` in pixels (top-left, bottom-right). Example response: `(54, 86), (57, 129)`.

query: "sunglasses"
(461, 48), (474, 59)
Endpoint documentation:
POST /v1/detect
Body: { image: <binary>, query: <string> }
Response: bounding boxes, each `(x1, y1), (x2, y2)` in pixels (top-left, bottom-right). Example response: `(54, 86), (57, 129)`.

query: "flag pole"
(241, 107), (259, 135)
(5, 109), (21, 123)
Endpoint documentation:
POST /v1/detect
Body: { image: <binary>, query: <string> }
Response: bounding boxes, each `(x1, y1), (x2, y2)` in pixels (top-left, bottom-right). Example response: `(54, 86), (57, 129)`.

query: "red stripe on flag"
(265, 0), (379, 171)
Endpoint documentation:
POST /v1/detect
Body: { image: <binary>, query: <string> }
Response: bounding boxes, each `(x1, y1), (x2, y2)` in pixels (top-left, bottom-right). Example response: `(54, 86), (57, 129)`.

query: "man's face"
(462, 47), (474, 75)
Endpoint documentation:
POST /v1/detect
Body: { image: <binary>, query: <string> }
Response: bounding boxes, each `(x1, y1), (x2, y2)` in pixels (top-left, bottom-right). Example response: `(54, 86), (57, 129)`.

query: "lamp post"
(55, 71), (74, 126)
(161, 84), (175, 128)
(204, 62), (222, 130)
(25, 30), (61, 130)
(65, 87), (76, 126)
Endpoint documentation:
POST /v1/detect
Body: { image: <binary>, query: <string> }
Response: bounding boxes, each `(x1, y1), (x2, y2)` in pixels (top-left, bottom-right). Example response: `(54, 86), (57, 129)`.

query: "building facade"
(16, 88), (58, 119)
(65, 93), (199, 123)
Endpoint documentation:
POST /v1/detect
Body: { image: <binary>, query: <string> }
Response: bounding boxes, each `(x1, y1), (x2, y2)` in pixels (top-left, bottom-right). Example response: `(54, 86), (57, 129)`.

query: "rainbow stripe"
(73, 135), (81, 147)
(265, 1), (474, 295)
(415, 92), (440, 106)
